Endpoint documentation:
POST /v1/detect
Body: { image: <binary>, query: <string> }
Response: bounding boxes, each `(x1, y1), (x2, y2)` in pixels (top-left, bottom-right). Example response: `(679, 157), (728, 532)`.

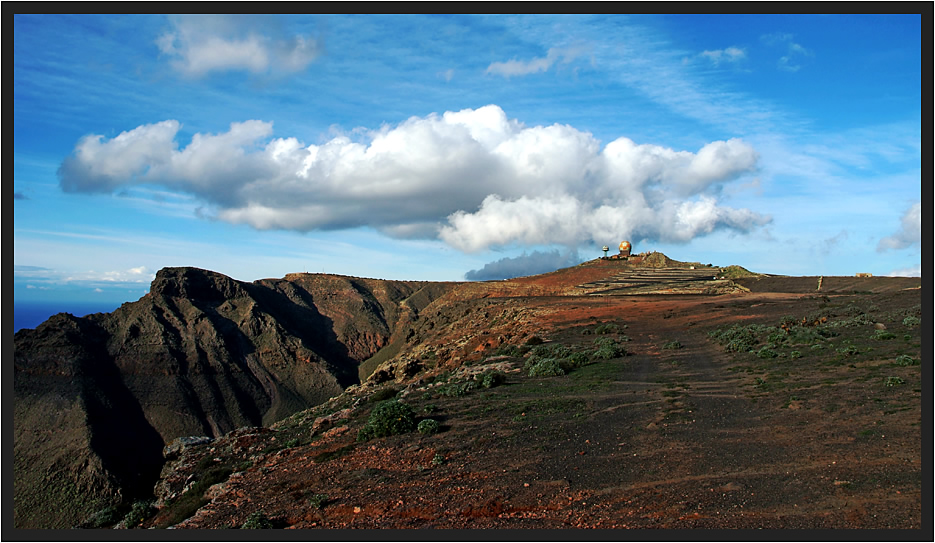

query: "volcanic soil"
(142, 263), (922, 531)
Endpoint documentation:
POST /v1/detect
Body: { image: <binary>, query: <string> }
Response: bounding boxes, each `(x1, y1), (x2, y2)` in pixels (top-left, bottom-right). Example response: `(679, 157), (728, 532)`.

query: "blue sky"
(13, 13), (923, 313)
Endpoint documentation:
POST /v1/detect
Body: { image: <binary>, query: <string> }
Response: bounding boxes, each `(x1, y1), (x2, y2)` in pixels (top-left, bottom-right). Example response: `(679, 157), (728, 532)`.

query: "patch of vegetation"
(526, 358), (566, 377)
(417, 418), (441, 435)
(883, 376), (905, 387)
(306, 494), (329, 509)
(592, 337), (627, 360)
(357, 400), (417, 442)
(902, 316), (920, 327)
(477, 370), (507, 388)
(495, 344), (524, 357)
(836, 344), (860, 357)
(156, 463), (233, 528)
(873, 330), (897, 341)
(439, 380), (478, 397)
(82, 505), (125, 529)
(789, 350), (803, 359)
(432, 453), (446, 466)
(756, 347), (778, 359)
(241, 511), (273, 529)
(122, 501), (155, 529)
(662, 340), (683, 350)
(708, 325), (759, 353)
(893, 354), (918, 367)
(593, 322), (623, 335)
(370, 386), (399, 402)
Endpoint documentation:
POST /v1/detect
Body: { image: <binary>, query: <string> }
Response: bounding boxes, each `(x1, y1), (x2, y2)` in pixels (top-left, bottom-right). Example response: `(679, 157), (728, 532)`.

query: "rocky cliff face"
(13, 267), (453, 529)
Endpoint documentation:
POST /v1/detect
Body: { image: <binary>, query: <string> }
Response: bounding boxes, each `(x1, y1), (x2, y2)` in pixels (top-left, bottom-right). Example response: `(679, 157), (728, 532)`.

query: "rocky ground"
(125, 263), (922, 532)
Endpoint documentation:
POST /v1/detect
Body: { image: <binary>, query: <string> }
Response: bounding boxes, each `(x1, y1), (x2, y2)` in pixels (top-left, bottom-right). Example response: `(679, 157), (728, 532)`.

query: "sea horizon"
(13, 301), (125, 334)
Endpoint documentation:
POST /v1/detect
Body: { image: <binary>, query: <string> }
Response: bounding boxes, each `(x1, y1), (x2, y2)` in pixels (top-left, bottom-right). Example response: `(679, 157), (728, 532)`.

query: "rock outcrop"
(12, 267), (453, 528)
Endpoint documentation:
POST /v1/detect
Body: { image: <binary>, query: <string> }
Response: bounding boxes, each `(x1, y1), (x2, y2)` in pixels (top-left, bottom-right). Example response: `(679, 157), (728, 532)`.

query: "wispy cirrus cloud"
(486, 45), (589, 78)
(156, 15), (322, 77)
(761, 32), (812, 72)
(699, 46), (746, 66)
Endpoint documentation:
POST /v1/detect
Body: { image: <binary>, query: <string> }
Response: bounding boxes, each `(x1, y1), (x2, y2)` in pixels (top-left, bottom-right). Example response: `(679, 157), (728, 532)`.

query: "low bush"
(526, 358), (566, 377)
(708, 325), (758, 353)
(592, 337), (627, 359)
(902, 316), (921, 327)
(241, 511), (273, 529)
(439, 380), (477, 397)
(417, 419), (440, 435)
(884, 376), (905, 387)
(873, 330), (897, 341)
(357, 400), (417, 442)
(894, 354), (918, 367)
(594, 323), (621, 335)
(662, 340), (682, 350)
(756, 347), (778, 359)
(123, 500), (155, 529)
(477, 370), (507, 388)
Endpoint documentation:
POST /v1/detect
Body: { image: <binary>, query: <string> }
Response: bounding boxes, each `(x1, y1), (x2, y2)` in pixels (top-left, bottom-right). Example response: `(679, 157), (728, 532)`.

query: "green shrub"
(592, 337), (627, 359)
(594, 323), (621, 335)
(83, 506), (124, 528)
(789, 350), (803, 359)
(565, 352), (591, 368)
(417, 419), (440, 435)
(123, 500), (155, 529)
(526, 358), (566, 377)
(708, 325), (758, 353)
(836, 344), (859, 356)
(439, 380), (477, 397)
(495, 344), (523, 357)
(662, 340), (682, 350)
(241, 511), (273, 529)
(902, 316), (921, 327)
(432, 453), (445, 465)
(357, 400), (417, 442)
(756, 347), (778, 359)
(873, 330), (897, 341)
(477, 370), (507, 388)
(884, 376), (905, 387)
(894, 354), (918, 367)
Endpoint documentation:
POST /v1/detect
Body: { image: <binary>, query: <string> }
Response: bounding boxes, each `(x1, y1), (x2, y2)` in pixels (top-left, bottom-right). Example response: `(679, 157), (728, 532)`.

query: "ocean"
(13, 301), (123, 334)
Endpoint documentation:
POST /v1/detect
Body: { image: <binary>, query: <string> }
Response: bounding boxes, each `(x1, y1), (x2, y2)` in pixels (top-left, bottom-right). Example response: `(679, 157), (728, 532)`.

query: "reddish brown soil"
(161, 267), (922, 531)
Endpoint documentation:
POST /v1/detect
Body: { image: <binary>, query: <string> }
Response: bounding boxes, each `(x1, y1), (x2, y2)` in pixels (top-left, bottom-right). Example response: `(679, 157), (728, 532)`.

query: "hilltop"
(12, 255), (923, 531)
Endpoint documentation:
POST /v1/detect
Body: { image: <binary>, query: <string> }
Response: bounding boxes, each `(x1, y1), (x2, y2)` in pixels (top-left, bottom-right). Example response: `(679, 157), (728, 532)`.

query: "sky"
(13, 12), (924, 315)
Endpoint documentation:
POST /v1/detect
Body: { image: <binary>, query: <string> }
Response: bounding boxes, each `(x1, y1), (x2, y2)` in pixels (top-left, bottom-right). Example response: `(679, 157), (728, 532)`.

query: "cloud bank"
(157, 15), (321, 77)
(58, 105), (768, 253)
(465, 249), (582, 281)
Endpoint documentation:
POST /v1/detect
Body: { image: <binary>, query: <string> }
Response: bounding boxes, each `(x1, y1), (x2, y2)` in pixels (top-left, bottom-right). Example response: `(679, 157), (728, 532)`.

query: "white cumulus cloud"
(878, 202), (922, 251)
(58, 105), (768, 253)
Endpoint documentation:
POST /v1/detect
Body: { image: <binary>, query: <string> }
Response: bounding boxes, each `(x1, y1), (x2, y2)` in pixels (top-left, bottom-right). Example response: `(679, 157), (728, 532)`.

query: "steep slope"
(12, 267), (453, 529)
